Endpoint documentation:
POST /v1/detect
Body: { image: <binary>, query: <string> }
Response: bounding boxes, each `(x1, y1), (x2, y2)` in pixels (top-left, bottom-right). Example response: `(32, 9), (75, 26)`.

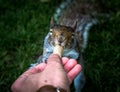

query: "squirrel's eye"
(72, 33), (74, 38)
(50, 29), (53, 32)
(50, 29), (53, 35)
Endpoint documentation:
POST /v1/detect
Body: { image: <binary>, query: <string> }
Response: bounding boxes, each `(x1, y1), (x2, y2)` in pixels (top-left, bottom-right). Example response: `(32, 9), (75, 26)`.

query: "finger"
(64, 59), (77, 73)
(33, 63), (47, 73)
(47, 54), (61, 64)
(67, 64), (82, 84)
(62, 57), (69, 65)
(21, 63), (47, 78)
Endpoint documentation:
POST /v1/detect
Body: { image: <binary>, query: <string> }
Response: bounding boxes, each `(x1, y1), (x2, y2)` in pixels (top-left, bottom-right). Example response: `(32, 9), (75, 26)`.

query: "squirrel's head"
(49, 18), (77, 49)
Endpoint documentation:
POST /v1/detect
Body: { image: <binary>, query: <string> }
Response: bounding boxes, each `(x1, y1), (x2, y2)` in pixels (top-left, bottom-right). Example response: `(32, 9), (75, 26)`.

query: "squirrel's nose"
(58, 37), (63, 44)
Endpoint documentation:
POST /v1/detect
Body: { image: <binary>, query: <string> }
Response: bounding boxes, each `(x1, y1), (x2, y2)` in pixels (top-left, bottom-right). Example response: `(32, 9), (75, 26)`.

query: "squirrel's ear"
(71, 20), (77, 30)
(50, 17), (55, 28)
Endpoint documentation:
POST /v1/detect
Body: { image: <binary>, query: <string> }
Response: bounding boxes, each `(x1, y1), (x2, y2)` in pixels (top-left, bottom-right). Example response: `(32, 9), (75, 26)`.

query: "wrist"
(37, 85), (69, 92)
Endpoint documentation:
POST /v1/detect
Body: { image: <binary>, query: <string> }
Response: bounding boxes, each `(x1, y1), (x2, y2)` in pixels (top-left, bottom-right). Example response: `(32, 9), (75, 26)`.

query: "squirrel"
(31, 0), (104, 92)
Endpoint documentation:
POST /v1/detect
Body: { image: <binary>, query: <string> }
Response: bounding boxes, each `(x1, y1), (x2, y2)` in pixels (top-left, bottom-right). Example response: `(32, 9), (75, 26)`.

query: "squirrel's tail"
(76, 16), (97, 52)
(53, 0), (74, 23)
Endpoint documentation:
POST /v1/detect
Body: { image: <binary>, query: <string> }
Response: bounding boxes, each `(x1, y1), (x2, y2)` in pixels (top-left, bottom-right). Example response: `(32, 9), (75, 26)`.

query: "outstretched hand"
(11, 54), (81, 92)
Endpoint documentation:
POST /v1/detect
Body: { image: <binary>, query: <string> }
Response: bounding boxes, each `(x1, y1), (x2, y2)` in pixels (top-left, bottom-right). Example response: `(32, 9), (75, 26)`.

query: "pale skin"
(11, 54), (81, 92)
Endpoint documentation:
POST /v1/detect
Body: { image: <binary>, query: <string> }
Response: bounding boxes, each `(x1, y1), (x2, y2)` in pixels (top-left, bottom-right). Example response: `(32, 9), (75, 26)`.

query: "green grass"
(0, 0), (120, 92)
(83, 13), (120, 92)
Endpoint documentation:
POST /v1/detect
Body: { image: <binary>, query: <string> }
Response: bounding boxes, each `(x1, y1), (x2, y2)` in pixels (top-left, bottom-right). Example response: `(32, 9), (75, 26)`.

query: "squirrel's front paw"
(41, 58), (47, 63)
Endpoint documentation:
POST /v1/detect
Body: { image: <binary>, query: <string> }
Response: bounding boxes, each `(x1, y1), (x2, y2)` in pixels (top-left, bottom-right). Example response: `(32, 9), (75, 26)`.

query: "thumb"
(47, 54), (62, 65)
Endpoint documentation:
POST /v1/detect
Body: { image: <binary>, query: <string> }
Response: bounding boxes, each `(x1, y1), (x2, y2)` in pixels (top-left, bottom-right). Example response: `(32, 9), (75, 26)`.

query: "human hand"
(11, 54), (81, 92)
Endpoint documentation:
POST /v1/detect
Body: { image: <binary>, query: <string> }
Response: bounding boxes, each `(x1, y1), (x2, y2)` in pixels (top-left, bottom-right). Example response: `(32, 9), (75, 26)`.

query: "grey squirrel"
(31, 0), (104, 92)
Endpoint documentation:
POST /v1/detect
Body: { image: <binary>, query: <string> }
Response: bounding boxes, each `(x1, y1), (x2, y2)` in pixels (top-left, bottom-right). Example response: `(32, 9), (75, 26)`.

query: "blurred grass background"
(0, 0), (120, 92)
